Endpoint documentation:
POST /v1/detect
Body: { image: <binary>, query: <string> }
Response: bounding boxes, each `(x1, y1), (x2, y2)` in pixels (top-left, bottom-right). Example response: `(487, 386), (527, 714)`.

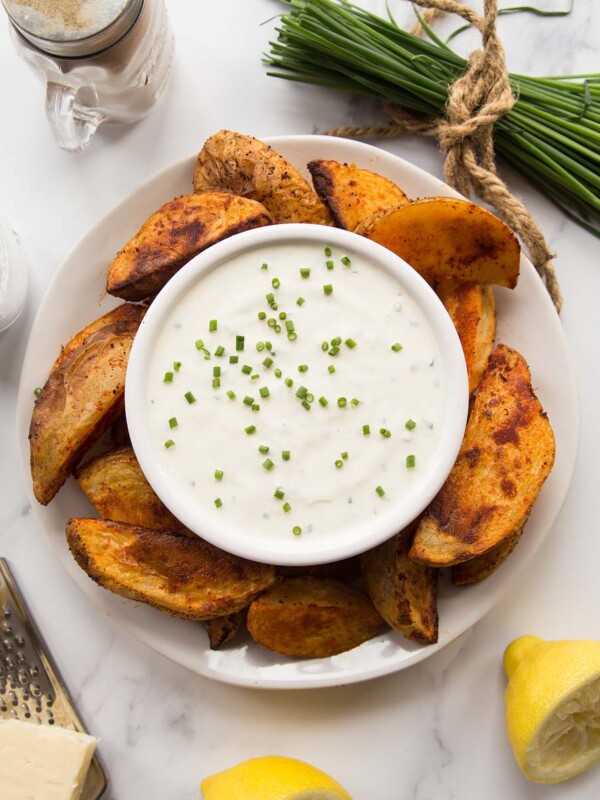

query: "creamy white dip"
(145, 240), (446, 541)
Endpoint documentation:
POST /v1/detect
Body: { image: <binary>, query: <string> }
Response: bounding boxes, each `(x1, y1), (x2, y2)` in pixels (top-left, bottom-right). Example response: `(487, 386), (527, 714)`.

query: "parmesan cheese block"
(0, 719), (96, 800)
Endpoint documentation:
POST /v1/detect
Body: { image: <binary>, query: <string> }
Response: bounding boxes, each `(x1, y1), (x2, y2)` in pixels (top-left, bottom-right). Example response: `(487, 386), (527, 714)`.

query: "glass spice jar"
(1, 0), (174, 152)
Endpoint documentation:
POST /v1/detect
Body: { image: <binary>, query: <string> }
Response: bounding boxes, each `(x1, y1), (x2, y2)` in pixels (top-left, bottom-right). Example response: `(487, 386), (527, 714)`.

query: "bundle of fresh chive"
(265, 0), (600, 236)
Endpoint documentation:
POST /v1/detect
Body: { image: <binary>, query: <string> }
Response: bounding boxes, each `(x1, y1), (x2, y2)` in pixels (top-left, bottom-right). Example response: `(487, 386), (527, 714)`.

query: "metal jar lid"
(2, 0), (144, 57)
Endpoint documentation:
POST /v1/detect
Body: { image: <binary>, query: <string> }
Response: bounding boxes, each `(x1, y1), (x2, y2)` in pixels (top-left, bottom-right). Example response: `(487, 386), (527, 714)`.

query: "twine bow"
(327, 0), (562, 311)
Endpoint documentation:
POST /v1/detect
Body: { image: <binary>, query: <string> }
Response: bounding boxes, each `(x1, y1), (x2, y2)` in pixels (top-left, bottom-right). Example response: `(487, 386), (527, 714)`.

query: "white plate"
(16, 136), (578, 689)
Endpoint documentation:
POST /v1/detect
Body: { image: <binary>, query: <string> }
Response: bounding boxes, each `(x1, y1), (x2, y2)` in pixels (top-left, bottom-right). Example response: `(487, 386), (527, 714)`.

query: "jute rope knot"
(327, 0), (562, 311)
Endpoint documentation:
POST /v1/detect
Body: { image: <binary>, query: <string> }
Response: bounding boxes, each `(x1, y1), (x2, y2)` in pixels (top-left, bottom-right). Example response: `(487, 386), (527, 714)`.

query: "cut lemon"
(504, 635), (600, 783)
(200, 755), (352, 800)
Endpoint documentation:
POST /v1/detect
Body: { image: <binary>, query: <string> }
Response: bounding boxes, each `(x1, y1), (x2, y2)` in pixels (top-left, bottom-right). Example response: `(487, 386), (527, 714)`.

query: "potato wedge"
(66, 518), (277, 620)
(30, 320), (141, 505)
(437, 281), (496, 394)
(75, 447), (192, 537)
(357, 197), (520, 288)
(451, 524), (526, 586)
(107, 192), (272, 300)
(307, 159), (409, 231)
(278, 556), (361, 584)
(246, 577), (387, 658)
(204, 611), (245, 650)
(110, 413), (130, 447)
(193, 130), (332, 225)
(410, 344), (555, 566)
(361, 524), (438, 644)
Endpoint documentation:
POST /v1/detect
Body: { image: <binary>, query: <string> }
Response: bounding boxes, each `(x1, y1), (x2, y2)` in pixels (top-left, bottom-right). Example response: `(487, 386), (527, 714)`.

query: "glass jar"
(2, 0), (174, 152)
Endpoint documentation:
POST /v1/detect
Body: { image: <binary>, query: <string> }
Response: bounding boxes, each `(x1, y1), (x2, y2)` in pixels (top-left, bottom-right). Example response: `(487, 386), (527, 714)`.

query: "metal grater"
(0, 558), (108, 799)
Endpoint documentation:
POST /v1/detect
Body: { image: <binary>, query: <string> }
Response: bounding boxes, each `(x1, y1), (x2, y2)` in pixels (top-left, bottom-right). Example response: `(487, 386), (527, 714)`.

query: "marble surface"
(1, 1), (599, 797)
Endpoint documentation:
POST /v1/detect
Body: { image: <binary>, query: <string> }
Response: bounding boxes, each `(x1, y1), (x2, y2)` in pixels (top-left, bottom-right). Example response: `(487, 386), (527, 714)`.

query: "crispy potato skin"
(246, 577), (387, 658)
(358, 197), (520, 288)
(361, 524), (438, 644)
(66, 518), (277, 621)
(410, 344), (555, 566)
(75, 447), (193, 537)
(451, 524), (526, 586)
(107, 193), (272, 300)
(193, 131), (332, 225)
(437, 281), (496, 394)
(307, 159), (409, 231)
(30, 320), (140, 505)
(204, 611), (245, 650)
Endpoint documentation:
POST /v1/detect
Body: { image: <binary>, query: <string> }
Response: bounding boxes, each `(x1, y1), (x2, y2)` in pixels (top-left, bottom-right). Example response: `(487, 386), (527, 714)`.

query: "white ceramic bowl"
(126, 223), (469, 566)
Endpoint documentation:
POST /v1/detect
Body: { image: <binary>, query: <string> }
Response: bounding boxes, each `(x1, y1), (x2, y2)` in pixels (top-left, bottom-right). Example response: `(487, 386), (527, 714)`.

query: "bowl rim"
(125, 222), (469, 566)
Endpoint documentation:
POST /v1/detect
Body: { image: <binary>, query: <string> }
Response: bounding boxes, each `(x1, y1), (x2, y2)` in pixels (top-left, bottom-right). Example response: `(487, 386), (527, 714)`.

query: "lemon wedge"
(200, 755), (353, 800)
(504, 635), (600, 783)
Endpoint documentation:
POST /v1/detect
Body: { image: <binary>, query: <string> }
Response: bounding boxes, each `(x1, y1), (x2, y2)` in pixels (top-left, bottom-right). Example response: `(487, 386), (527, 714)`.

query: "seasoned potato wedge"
(451, 524), (526, 586)
(410, 344), (555, 566)
(437, 281), (496, 394)
(204, 611), (245, 650)
(357, 197), (520, 288)
(278, 556), (361, 584)
(107, 193), (272, 300)
(361, 524), (438, 644)
(75, 447), (192, 536)
(66, 518), (277, 620)
(193, 131), (332, 225)
(30, 320), (141, 505)
(307, 159), (409, 230)
(246, 577), (387, 658)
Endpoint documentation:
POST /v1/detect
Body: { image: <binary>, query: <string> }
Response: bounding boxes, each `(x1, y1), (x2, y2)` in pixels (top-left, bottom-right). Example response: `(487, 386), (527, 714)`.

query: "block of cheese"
(0, 719), (96, 800)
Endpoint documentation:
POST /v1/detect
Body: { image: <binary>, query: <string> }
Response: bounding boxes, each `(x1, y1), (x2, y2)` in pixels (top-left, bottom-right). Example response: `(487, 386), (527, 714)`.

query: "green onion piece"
(258, 311), (267, 320)
(296, 297), (305, 306)
(300, 268), (310, 279)
(380, 428), (391, 438)
(214, 346), (224, 357)
(276, 312), (285, 322)
(245, 425), (256, 435)
(263, 357), (273, 369)
(195, 339), (204, 350)
(324, 246), (332, 256)
(305, 393), (314, 403)
(209, 319), (217, 332)
(259, 386), (270, 398)
(288, 331), (297, 341)
(266, 292), (275, 305)
(283, 502), (291, 513)
(212, 378), (220, 389)
(351, 398), (359, 406)
(345, 338), (357, 349)
(272, 277), (280, 289)
(259, 444), (270, 454)
(363, 424), (371, 436)
(251, 373), (260, 381)
(241, 364), (252, 375)
(274, 368), (282, 378)
(265, 341), (272, 351)
(335, 459), (343, 469)
(321, 341), (329, 352)
(295, 385), (308, 399)
(236, 335), (245, 352)
(274, 324), (282, 333)
(285, 320), (295, 332)
(263, 458), (274, 471)
(328, 365), (336, 374)
(406, 455), (416, 469)
(164, 439), (175, 449)
(391, 343), (403, 352)
(331, 337), (342, 346)
(229, 355), (239, 364)
(164, 371), (174, 383)
(261, 262), (268, 271)
(214, 497), (223, 509)
(323, 284), (333, 295)
(376, 485), (385, 498)
(169, 417), (178, 428)
(33, 387), (42, 397)
(329, 346), (340, 357)
(274, 488), (285, 499)
(337, 397), (347, 408)
(226, 390), (236, 400)
(342, 451), (349, 460)
(285, 378), (293, 388)
(298, 364), (308, 373)
(202, 349), (211, 361)
(326, 260), (334, 270)
(301, 399), (311, 411)
(174, 361), (182, 371)
(405, 419), (417, 430)
(214, 469), (224, 481)
(213, 366), (221, 377)
(282, 450), (291, 461)
(184, 391), (196, 404)
(341, 256), (351, 266)
(293, 526), (301, 536)
(268, 318), (276, 328)
(243, 396), (254, 406)
(252, 404), (260, 412)
(256, 341), (265, 352)
(319, 396), (328, 407)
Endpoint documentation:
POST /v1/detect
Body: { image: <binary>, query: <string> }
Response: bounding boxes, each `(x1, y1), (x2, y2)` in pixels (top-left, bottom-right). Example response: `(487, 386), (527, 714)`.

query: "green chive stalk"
(266, 0), (600, 236)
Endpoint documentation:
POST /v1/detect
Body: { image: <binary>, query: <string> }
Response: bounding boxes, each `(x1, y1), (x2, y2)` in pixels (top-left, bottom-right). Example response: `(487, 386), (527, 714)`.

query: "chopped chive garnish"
(301, 399), (311, 411)
(174, 361), (182, 371)
(324, 246), (332, 256)
(329, 346), (340, 357)
(169, 417), (178, 428)
(345, 338), (357, 349)
(259, 444), (270, 454)
(202, 349), (211, 360)
(212, 378), (220, 389)
(266, 292), (275, 306)
(226, 390), (236, 400)
(215, 346), (225, 357)
(274, 488), (285, 499)
(245, 425), (256, 435)
(258, 311), (267, 320)
(331, 337), (342, 346)
(351, 398), (360, 406)
(328, 365), (336, 374)
(213, 366), (221, 377)
(259, 386), (270, 398)
(241, 364), (252, 375)
(209, 319), (217, 332)
(272, 277), (280, 289)
(263, 357), (273, 369)
(236, 335), (245, 351)
(252, 404), (260, 412)
(285, 378), (293, 388)
(335, 459), (343, 469)
(274, 324), (282, 333)
(300, 267), (310, 278)
(406, 455), (416, 469)
(391, 343), (403, 352)
(306, 393), (314, 403)
(376, 485), (385, 497)
(322, 341), (329, 352)
(283, 502), (291, 513)
(195, 339), (204, 350)
(164, 371), (174, 383)
(323, 284), (333, 295)
(380, 428), (391, 438)
(229, 355), (239, 364)
(263, 458), (274, 471)
(288, 331), (297, 341)
(337, 397), (347, 408)
(274, 368), (282, 378)
(251, 373), (260, 380)
(326, 260), (334, 270)
(164, 439), (175, 449)
(243, 396), (254, 406)
(279, 312), (287, 321)
(214, 497), (223, 508)
(319, 396), (328, 407)
(341, 256), (351, 266)
(33, 387), (42, 397)
(296, 386), (308, 399)
(298, 364), (308, 373)
(296, 297), (305, 306)
(293, 526), (301, 536)
(261, 262), (268, 271)
(184, 391), (196, 404)
(265, 341), (272, 350)
(214, 469), (224, 481)
(363, 424), (371, 436)
(268, 318), (276, 328)
(285, 320), (295, 332)
(405, 419), (417, 430)
(341, 451), (349, 460)
(282, 450), (291, 461)
(256, 341), (265, 352)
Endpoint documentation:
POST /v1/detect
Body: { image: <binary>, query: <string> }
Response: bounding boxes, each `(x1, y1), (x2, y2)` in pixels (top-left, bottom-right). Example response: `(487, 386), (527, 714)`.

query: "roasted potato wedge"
(410, 344), (555, 566)
(357, 197), (520, 288)
(246, 577), (387, 658)
(451, 524), (526, 586)
(204, 611), (245, 650)
(437, 281), (496, 394)
(66, 518), (277, 620)
(30, 320), (141, 505)
(278, 556), (361, 584)
(361, 524), (438, 644)
(307, 159), (409, 231)
(75, 447), (192, 537)
(107, 192), (272, 300)
(193, 130), (332, 225)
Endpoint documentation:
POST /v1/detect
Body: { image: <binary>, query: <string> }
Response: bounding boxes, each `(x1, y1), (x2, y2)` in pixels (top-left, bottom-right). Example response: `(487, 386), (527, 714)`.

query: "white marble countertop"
(1, 1), (599, 797)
